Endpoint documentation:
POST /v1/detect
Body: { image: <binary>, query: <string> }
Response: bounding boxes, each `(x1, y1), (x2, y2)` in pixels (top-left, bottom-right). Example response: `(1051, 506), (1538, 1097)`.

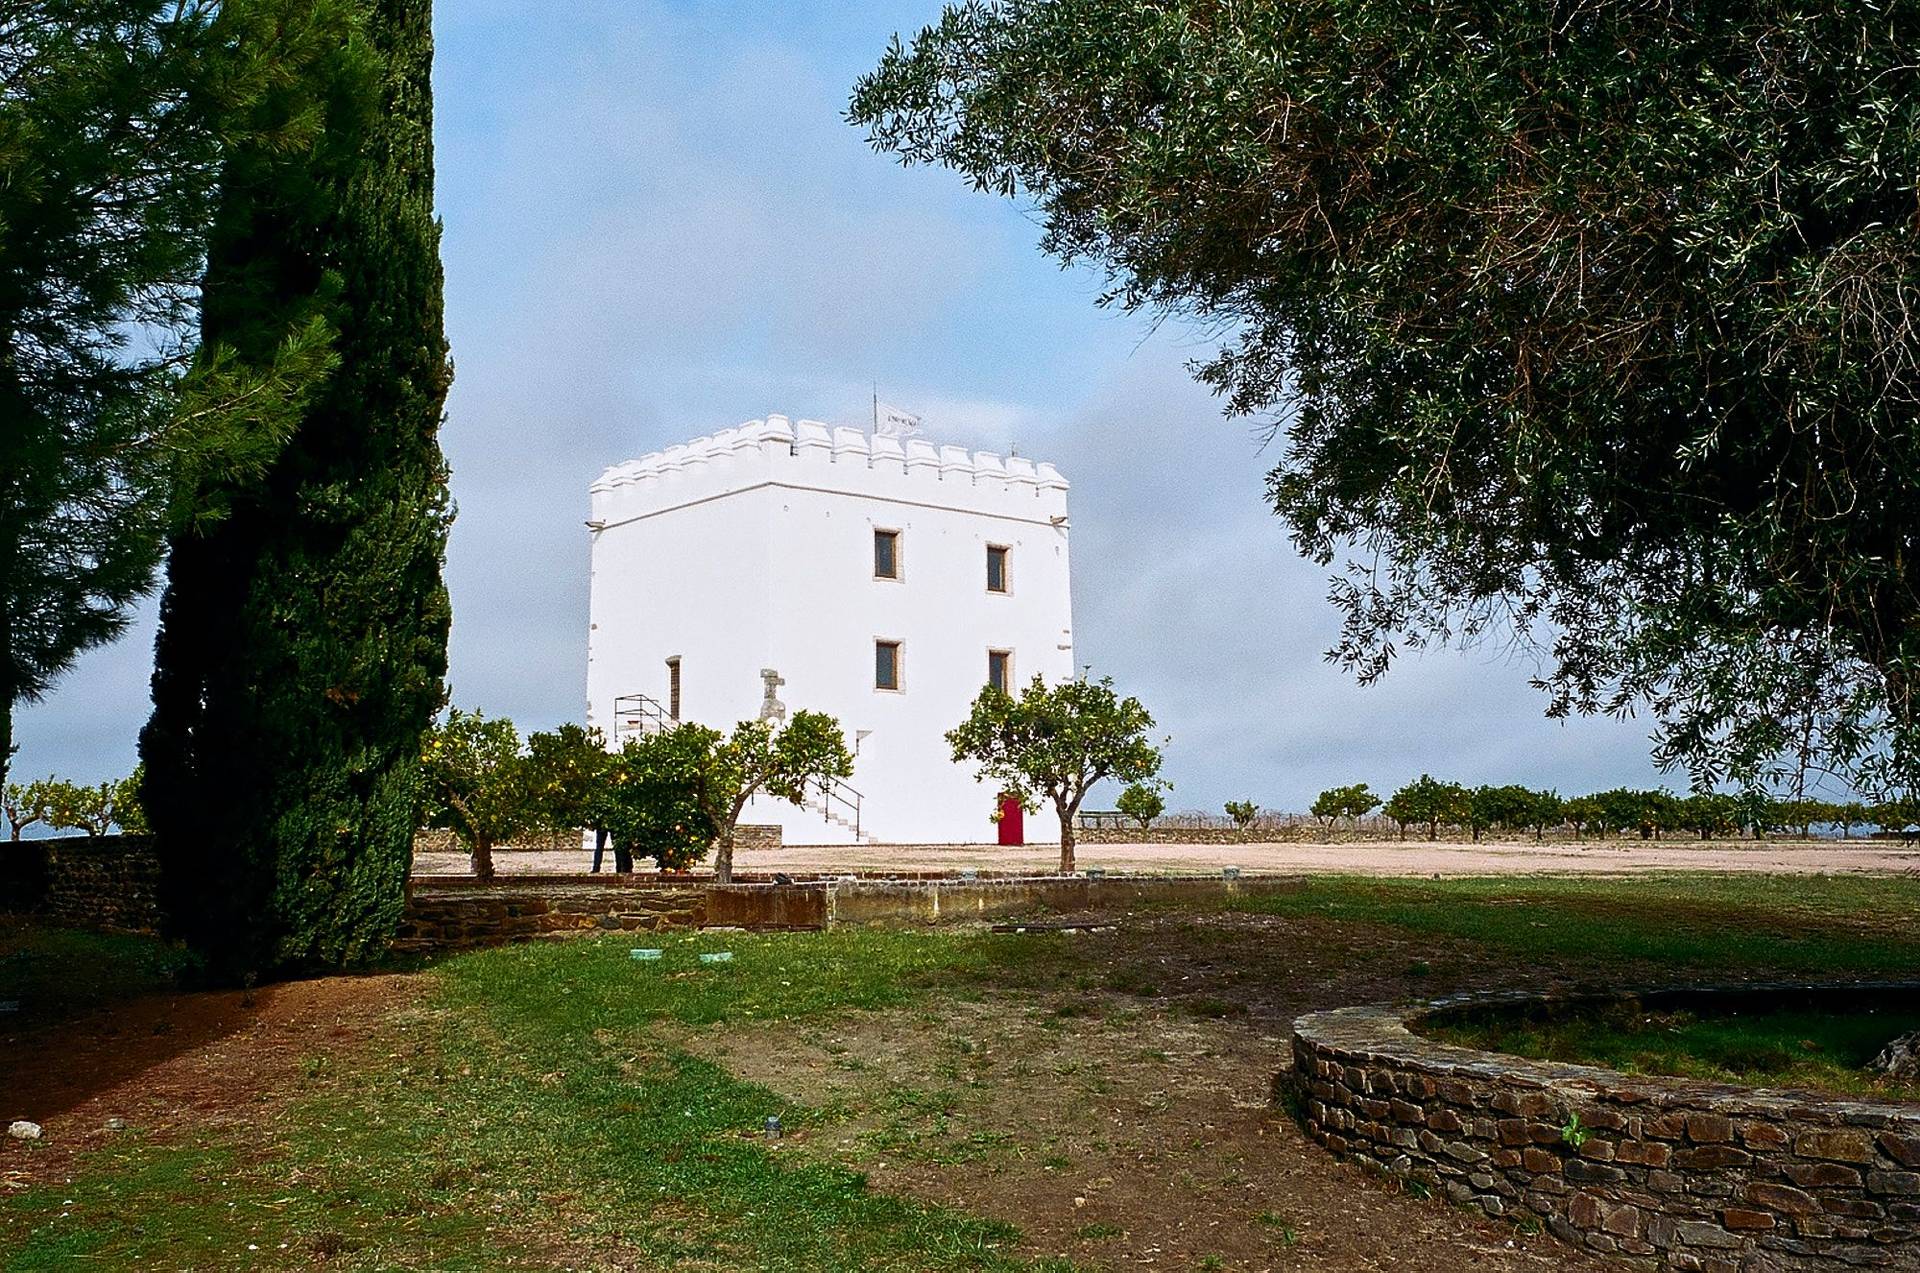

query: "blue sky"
(16, 0), (1671, 811)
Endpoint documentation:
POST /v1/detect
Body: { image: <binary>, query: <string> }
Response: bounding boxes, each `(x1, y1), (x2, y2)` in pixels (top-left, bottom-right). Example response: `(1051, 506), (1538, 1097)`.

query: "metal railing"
(811, 775), (863, 839)
(612, 692), (671, 743)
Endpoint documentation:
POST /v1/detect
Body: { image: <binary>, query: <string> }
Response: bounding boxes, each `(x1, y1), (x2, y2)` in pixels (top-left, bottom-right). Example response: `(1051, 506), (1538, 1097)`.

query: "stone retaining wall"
(393, 881), (708, 951)
(406, 872), (1299, 949)
(1291, 986), (1920, 1271)
(0, 835), (164, 933)
(412, 824), (781, 857)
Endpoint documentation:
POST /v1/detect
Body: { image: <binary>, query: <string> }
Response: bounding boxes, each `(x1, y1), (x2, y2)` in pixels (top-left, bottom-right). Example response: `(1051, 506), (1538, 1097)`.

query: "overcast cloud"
(15, 0), (1669, 811)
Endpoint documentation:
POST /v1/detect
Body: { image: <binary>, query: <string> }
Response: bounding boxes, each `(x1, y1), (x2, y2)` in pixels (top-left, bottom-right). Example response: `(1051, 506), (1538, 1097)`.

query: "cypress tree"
(141, 0), (452, 982)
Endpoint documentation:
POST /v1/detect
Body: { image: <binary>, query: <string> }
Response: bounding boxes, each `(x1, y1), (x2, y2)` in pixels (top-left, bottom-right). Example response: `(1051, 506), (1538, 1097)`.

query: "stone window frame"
(987, 648), (1013, 694)
(986, 542), (1010, 594)
(874, 638), (904, 693)
(873, 527), (903, 581)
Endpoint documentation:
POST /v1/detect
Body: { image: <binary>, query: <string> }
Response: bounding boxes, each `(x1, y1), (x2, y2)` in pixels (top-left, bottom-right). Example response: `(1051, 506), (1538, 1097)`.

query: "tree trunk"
(1427, 819), (1438, 841)
(470, 834), (494, 882)
(714, 826), (735, 885)
(1058, 807), (1076, 874)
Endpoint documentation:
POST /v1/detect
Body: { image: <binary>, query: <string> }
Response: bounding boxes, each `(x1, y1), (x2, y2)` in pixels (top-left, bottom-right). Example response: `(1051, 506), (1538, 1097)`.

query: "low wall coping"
(1299, 982), (1920, 1128)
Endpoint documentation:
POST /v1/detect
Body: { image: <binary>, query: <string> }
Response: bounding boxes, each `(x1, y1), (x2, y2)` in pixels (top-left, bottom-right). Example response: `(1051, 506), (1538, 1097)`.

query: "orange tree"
(947, 673), (1162, 874)
(419, 709), (527, 882)
(672, 713), (853, 884)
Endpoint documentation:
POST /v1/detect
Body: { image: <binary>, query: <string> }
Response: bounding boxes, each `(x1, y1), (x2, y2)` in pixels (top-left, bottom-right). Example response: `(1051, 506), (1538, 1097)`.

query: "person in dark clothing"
(590, 827), (633, 873)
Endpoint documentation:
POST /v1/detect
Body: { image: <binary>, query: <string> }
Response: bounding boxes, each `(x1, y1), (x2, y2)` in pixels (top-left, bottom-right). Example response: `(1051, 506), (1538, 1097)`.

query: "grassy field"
(1429, 1003), (1920, 1101)
(1218, 873), (1920, 975)
(3, 928), (1071, 1271)
(5, 872), (1920, 1271)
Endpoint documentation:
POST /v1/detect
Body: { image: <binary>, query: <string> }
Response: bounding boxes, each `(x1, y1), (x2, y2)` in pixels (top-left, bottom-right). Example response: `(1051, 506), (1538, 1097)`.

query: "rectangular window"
(873, 528), (900, 580)
(875, 640), (902, 691)
(987, 649), (1012, 693)
(986, 544), (1009, 593)
(666, 657), (681, 720)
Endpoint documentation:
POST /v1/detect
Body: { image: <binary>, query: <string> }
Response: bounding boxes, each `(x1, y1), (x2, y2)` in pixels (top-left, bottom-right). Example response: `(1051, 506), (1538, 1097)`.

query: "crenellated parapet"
(588, 414), (1070, 528)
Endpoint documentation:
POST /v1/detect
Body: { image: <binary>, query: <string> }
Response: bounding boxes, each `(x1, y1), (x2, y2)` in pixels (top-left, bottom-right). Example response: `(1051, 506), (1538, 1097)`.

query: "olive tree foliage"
(1115, 780), (1165, 830)
(673, 712), (854, 885)
(419, 709), (526, 883)
(948, 674), (1162, 874)
(852, 2), (1920, 800)
(1222, 800), (1258, 830)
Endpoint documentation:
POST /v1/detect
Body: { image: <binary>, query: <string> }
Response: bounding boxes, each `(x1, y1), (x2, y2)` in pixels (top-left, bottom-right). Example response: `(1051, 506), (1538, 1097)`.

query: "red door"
(997, 796), (1024, 846)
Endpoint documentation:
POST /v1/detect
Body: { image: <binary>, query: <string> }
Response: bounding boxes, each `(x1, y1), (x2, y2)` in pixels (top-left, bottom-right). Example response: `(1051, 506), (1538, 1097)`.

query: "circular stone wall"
(1290, 984), (1920, 1272)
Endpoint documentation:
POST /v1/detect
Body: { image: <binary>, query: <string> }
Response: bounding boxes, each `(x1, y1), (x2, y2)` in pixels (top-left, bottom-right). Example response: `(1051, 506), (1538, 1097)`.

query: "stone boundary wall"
(393, 882), (709, 951)
(402, 872), (1300, 949)
(0, 835), (162, 933)
(1078, 826), (1311, 845)
(411, 824), (781, 857)
(1292, 986), (1920, 1271)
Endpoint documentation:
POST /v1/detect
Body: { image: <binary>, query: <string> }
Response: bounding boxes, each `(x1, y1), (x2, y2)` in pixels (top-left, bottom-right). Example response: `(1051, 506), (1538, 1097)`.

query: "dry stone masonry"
(1291, 986), (1920, 1271)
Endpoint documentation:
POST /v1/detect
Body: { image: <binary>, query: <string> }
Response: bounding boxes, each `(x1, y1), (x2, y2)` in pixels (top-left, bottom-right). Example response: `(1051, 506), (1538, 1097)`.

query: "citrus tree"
(675, 712), (854, 884)
(4, 780), (52, 841)
(1384, 775), (1470, 841)
(419, 709), (527, 882)
(523, 723), (611, 837)
(948, 674), (1161, 874)
(1115, 781), (1165, 831)
(600, 729), (716, 873)
(1311, 783), (1381, 835)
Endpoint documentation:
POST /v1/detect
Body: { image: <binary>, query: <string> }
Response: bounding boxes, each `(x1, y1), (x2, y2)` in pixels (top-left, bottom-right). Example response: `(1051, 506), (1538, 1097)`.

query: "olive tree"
(852, 2), (1920, 801)
(948, 674), (1162, 874)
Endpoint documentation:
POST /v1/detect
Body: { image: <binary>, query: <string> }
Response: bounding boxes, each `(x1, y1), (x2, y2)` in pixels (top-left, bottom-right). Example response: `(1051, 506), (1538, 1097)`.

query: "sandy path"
(412, 835), (1920, 877)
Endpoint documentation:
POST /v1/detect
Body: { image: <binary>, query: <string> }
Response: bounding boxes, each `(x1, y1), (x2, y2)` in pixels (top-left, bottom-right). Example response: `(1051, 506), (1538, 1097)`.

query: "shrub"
(1223, 799), (1258, 829)
(1116, 781), (1166, 830)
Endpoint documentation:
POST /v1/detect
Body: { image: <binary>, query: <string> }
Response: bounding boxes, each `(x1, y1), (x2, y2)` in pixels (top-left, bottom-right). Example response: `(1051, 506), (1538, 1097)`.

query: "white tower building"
(586, 414), (1075, 845)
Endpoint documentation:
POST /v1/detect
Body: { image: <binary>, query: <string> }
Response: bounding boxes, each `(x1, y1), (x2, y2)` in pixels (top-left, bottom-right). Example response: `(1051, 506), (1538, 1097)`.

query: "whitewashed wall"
(587, 415), (1075, 844)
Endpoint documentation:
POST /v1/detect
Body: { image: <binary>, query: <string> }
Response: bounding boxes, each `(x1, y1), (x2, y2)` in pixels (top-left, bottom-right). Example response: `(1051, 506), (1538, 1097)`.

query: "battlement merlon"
(587, 414), (1071, 529)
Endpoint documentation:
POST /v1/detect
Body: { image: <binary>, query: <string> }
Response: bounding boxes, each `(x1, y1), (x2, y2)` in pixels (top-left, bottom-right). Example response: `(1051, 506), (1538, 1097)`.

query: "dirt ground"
(685, 910), (1616, 1271)
(0, 973), (421, 1191)
(6, 901), (1854, 1270)
(412, 835), (1920, 878)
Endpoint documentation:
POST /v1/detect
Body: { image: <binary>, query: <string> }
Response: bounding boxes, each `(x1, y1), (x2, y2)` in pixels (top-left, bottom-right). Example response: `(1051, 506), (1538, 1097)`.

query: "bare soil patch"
(686, 912), (1615, 1271)
(0, 971), (424, 1190)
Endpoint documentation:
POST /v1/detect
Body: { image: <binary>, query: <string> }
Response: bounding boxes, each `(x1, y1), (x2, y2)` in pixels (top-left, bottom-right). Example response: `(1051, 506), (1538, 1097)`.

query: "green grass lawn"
(5, 872), (1920, 1271)
(1221, 873), (1920, 975)
(1428, 1004), (1920, 1102)
(2, 928), (1078, 1272)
